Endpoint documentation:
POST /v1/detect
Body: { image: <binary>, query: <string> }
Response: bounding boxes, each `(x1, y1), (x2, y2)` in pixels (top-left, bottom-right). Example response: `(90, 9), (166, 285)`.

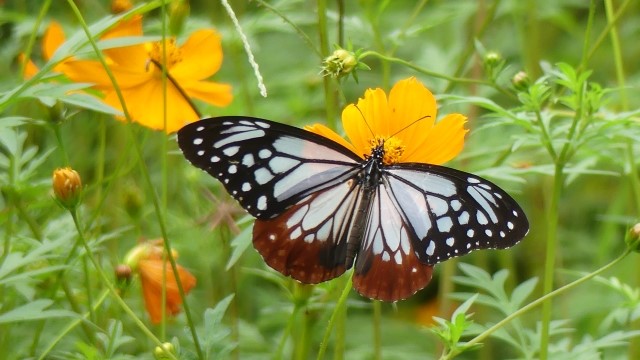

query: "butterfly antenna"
(354, 104), (376, 138)
(388, 115), (431, 139)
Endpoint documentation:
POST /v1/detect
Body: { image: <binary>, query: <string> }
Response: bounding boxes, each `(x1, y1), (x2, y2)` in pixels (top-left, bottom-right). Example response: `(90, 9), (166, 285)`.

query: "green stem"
(372, 301), (382, 360)
(317, 273), (353, 360)
(317, 0), (337, 128)
(444, 248), (632, 359)
(19, 0), (51, 77)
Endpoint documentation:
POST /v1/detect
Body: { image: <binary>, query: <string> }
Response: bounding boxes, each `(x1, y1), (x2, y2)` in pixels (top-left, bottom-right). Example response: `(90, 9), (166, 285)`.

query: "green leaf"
(0, 299), (77, 324)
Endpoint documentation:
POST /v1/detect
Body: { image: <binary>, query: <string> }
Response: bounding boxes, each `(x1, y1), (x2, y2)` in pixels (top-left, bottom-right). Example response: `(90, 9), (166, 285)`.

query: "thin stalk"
(65, 3), (204, 357)
(538, 163), (563, 359)
(19, 0), (51, 77)
(443, 248), (632, 359)
(317, 0), (337, 128)
(317, 273), (353, 360)
(333, 300), (346, 360)
(372, 301), (382, 360)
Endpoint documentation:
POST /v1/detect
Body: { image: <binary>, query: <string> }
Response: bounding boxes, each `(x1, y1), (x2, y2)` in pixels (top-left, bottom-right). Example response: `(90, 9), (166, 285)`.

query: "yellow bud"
(154, 342), (176, 359)
(52, 167), (82, 209)
(111, 0), (133, 14)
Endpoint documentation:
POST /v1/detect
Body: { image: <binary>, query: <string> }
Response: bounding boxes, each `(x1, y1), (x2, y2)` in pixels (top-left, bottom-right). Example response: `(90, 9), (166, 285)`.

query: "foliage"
(1, 0), (640, 359)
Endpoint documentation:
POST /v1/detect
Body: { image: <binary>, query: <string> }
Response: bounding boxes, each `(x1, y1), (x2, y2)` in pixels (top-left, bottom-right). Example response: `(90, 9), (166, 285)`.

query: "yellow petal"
(171, 29), (223, 80)
(43, 21), (65, 60)
(342, 88), (391, 157)
(405, 113), (468, 165)
(182, 80), (233, 107)
(18, 53), (39, 79)
(104, 81), (199, 133)
(304, 123), (360, 157)
(387, 77), (437, 150)
(102, 14), (143, 40)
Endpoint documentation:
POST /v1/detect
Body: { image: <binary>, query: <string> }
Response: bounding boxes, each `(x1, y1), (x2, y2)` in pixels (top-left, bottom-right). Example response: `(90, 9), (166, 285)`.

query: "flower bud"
(154, 342), (176, 359)
(111, 0), (133, 14)
(484, 51), (502, 68)
(115, 264), (132, 281)
(626, 223), (640, 252)
(52, 167), (82, 209)
(512, 71), (531, 91)
(169, 0), (190, 36)
(322, 49), (358, 79)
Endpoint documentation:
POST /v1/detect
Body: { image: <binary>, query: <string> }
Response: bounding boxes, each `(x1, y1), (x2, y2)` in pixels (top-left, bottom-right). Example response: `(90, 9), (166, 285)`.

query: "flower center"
(147, 38), (182, 70)
(369, 135), (405, 165)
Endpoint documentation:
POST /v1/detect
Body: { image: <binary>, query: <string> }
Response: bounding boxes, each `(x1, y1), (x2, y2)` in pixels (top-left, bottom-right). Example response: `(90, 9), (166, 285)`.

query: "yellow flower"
(125, 241), (197, 324)
(52, 167), (82, 209)
(306, 77), (468, 165)
(63, 26), (233, 133)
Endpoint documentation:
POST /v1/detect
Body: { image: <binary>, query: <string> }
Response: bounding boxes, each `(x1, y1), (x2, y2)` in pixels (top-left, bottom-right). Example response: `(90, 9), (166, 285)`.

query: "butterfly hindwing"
(177, 117), (362, 219)
(352, 185), (434, 301)
(384, 164), (529, 265)
(253, 180), (364, 284)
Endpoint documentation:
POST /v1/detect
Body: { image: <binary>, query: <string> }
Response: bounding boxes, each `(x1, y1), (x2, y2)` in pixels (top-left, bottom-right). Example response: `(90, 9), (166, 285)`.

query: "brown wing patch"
(352, 251), (433, 301)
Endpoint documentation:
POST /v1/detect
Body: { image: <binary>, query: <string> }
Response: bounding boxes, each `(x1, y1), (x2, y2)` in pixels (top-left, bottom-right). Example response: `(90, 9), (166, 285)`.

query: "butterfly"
(178, 116), (529, 301)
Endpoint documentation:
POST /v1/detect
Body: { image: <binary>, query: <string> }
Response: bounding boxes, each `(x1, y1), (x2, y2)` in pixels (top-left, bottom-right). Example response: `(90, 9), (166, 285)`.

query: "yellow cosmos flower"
(63, 24), (233, 133)
(306, 77), (467, 165)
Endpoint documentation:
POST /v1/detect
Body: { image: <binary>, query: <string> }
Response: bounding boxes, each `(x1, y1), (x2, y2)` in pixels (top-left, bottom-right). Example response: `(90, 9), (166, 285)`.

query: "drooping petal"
(61, 59), (151, 90)
(404, 113), (468, 164)
(139, 259), (196, 324)
(182, 79), (233, 107)
(18, 53), (39, 79)
(102, 14), (143, 40)
(171, 29), (223, 80)
(304, 123), (359, 156)
(43, 21), (65, 60)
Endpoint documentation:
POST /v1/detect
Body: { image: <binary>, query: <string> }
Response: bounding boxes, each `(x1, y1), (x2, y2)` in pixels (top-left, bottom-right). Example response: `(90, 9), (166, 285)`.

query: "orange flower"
(306, 77), (467, 165)
(63, 27), (233, 133)
(19, 21), (66, 78)
(125, 242), (196, 324)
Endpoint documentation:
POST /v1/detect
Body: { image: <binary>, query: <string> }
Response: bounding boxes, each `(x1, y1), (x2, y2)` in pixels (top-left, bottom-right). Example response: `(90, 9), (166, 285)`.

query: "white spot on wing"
(269, 157), (300, 174)
(197, 150), (204, 156)
(427, 196), (449, 216)
(193, 138), (203, 145)
(477, 211), (489, 225)
(254, 168), (274, 185)
(394, 251), (402, 265)
(257, 195), (267, 211)
(459, 211), (470, 225)
(211, 156), (220, 163)
(437, 217), (453, 232)
(213, 129), (265, 149)
(223, 146), (239, 156)
(242, 154), (255, 167)
(450, 199), (462, 211)
(426, 240), (435, 256)
(242, 182), (252, 192)
(446, 237), (455, 246)
(258, 149), (272, 159)
(382, 251), (391, 262)
(196, 126), (205, 131)
(228, 165), (237, 174)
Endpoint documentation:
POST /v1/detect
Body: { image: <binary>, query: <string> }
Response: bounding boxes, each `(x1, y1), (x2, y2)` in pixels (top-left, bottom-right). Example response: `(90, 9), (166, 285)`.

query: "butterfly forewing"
(177, 117), (362, 219)
(385, 164), (529, 265)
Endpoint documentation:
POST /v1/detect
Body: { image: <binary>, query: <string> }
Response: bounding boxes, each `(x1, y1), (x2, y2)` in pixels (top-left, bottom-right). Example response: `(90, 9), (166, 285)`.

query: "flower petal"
(342, 88), (391, 157)
(304, 123), (360, 157)
(404, 113), (468, 165)
(171, 29), (223, 80)
(18, 53), (39, 79)
(138, 259), (196, 324)
(103, 80), (200, 133)
(43, 21), (65, 60)
(387, 77), (437, 154)
(182, 80), (233, 107)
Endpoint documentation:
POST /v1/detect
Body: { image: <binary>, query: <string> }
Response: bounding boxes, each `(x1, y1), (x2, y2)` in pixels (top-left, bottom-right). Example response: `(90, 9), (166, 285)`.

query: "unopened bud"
(512, 71), (531, 91)
(627, 223), (640, 252)
(322, 49), (358, 79)
(111, 0), (133, 14)
(154, 342), (176, 359)
(52, 167), (82, 210)
(169, 0), (190, 36)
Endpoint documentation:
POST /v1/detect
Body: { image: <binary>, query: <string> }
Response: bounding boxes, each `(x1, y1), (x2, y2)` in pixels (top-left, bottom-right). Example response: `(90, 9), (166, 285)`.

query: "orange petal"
(102, 14), (143, 40)
(304, 123), (360, 157)
(18, 53), (39, 79)
(182, 80), (233, 107)
(138, 259), (196, 324)
(171, 29), (223, 80)
(103, 80), (200, 133)
(405, 113), (468, 165)
(43, 21), (65, 61)
(342, 88), (391, 157)
(387, 77), (437, 150)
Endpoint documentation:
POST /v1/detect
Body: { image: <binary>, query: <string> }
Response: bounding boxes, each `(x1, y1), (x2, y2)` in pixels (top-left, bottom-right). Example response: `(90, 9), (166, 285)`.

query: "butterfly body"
(178, 116), (529, 301)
